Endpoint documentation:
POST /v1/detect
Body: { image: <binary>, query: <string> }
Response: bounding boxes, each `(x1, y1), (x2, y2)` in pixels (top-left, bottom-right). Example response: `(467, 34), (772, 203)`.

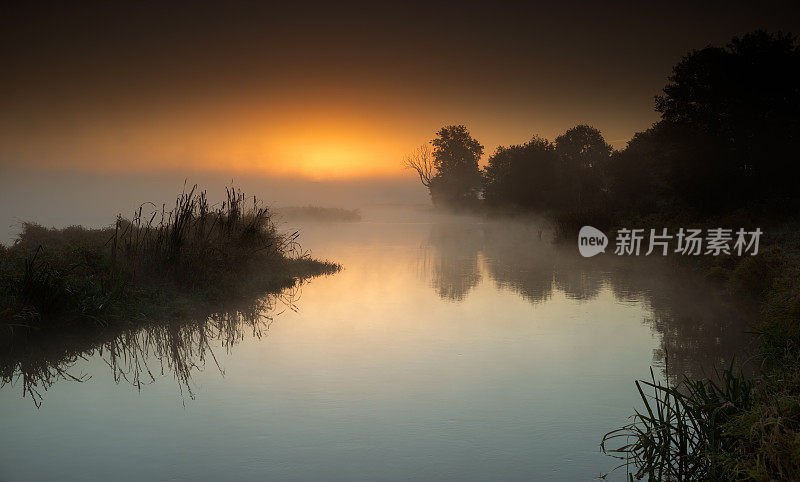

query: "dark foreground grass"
(0, 186), (339, 332)
(600, 221), (800, 480)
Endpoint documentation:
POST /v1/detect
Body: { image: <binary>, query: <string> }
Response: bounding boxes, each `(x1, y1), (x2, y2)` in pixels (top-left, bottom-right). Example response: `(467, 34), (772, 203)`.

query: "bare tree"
(404, 143), (435, 187)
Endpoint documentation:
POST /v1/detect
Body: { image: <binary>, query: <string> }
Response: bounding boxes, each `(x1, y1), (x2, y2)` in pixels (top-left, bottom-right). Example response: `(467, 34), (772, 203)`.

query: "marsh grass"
(603, 240), (800, 480)
(0, 185), (339, 331)
(602, 360), (754, 480)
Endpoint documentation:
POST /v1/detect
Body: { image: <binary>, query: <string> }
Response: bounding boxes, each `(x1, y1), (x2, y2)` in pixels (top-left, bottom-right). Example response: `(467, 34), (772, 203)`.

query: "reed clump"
(602, 361), (755, 480)
(602, 242), (800, 480)
(0, 185), (339, 331)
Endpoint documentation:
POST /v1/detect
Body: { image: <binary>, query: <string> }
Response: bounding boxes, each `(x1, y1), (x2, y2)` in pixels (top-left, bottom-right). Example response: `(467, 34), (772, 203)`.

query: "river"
(0, 206), (753, 481)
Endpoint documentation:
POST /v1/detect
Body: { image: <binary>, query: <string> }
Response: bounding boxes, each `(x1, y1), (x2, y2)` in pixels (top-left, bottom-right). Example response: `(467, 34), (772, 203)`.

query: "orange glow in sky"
(0, 98), (430, 179)
(0, 92), (653, 180)
(4, 3), (797, 181)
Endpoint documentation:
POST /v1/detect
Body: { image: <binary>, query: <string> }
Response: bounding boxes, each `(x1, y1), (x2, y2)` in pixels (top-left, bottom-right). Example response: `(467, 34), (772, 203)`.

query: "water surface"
(0, 207), (752, 481)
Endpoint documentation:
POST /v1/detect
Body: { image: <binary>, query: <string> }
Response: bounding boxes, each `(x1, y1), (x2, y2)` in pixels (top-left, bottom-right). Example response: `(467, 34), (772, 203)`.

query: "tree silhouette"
(555, 125), (612, 169)
(405, 125), (484, 209)
(483, 126), (612, 210)
(404, 144), (434, 188)
(652, 30), (800, 207)
(483, 136), (560, 209)
(427, 125), (484, 208)
(407, 30), (800, 218)
(555, 125), (612, 208)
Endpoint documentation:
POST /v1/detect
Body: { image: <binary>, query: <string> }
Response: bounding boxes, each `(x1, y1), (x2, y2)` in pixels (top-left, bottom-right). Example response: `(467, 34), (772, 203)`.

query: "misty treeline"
(406, 30), (800, 218)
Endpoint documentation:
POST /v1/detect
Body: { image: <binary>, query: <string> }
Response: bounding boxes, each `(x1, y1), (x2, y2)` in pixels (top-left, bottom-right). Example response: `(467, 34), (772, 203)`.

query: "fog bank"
(0, 169), (429, 244)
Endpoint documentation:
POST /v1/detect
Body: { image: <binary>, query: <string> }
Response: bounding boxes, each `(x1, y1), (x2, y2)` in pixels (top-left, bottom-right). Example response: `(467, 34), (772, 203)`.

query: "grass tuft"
(0, 185), (340, 332)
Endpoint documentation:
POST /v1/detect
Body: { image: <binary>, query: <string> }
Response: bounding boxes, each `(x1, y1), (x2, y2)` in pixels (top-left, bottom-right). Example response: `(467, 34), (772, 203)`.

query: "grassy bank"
(586, 212), (800, 480)
(0, 186), (339, 333)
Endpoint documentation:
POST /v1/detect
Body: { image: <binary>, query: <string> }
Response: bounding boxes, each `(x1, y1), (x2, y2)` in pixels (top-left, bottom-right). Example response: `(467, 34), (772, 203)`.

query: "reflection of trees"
(605, 264), (755, 380)
(552, 259), (606, 301)
(482, 223), (555, 304)
(423, 219), (755, 380)
(0, 284), (302, 407)
(422, 223), (483, 301)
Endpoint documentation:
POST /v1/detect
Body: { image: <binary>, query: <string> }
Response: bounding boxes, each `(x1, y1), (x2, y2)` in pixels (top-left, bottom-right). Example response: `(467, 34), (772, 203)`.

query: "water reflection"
(0, 212), (759, 481)
(2, 215), (754, 410)
(0, 284), (301, 407)
(423, 219), (755, 380)
(422, 223), (483, 301)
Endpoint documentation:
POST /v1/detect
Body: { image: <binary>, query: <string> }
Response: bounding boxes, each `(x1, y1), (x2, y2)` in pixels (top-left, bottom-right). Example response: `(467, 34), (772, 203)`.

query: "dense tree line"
(407, 30), (800, 217)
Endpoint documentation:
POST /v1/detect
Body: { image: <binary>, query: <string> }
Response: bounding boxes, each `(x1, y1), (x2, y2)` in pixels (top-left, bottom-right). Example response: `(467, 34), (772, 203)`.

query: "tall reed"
(602, 360), (753, 480)
(0, 185), (338, 330)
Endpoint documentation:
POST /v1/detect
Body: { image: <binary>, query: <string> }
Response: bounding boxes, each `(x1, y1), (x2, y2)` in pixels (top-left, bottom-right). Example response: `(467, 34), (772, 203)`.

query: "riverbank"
(0, 186), (339, 334)
(576, 209), (800, 480)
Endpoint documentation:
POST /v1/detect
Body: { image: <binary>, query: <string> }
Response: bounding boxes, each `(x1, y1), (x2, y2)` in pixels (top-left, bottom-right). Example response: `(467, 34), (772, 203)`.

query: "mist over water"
(0, 205), (753, 481)
(1, 2), (798, 477)
(0, 170), (428, 244)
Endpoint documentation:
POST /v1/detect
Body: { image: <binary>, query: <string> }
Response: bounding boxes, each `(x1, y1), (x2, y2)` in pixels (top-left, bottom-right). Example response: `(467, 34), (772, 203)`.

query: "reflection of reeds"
(1, 281), (305, 407)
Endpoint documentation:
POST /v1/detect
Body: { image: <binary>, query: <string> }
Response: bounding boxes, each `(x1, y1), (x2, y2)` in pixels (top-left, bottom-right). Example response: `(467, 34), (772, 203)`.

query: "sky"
(2, 1), (800, 181)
